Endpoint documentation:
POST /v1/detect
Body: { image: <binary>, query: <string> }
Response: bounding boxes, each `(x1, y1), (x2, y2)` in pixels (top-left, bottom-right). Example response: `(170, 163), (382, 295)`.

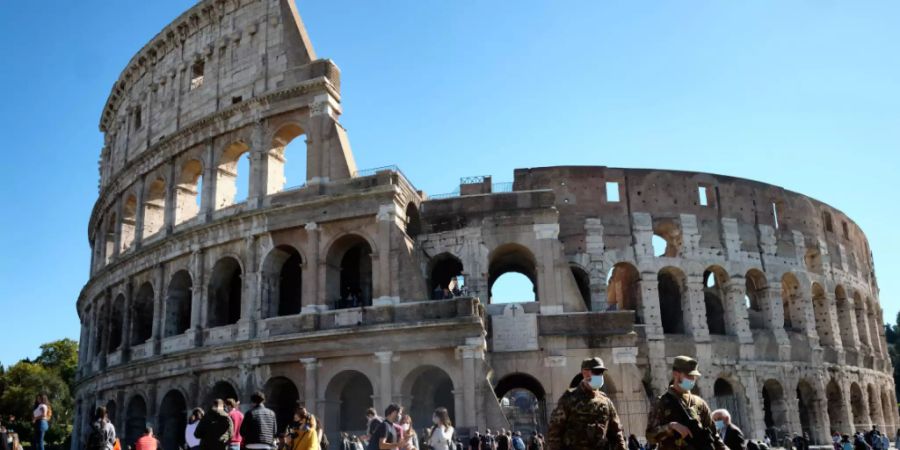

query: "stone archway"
(324, 370), (374, 443)
(125, 395), (148, 446)
(495, 373), (548, 434)
(158, 390), (187, 450)
(402, 366), (455, 432)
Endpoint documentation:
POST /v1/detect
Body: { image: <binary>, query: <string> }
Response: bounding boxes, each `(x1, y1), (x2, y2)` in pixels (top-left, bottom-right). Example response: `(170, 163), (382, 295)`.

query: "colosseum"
(73, 1), (896, 449)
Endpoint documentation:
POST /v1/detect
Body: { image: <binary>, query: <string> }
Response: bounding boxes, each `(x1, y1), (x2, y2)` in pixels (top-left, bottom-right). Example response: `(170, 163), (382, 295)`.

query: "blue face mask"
(714, 420), (725, 431)
(589, 375), (604, 389)
(679, 377), (696, 392)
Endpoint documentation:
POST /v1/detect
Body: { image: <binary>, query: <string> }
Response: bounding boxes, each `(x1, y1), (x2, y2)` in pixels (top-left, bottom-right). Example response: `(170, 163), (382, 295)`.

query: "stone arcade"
(73, 1), (896, 449)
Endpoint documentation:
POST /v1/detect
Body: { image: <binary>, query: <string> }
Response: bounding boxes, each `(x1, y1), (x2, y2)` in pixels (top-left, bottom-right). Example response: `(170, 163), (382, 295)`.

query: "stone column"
(305, 93), (356, 184)
(201, 138), (216, 222)
(302, 223), (324, 312)
(723, 278), (755, 356)
(121, 280), (134, 362)
(535, 224), (563, 314)
(457, 343), (484, 429)
(740, 372), (766, 440)
(638, 272), (664, 338)
(188, 248), (204, 347)
(164, 158), (177, 235)
(300, 358), (321, 419)
(248, 121), (268, 209)
(763, 281), (792, 360)
(374, 352), (394, 413)
(373, 205), (397, 305)
(152, 264), (165, 355)
(238, 235), (260, 340)
(544, 356), (568, 416)
(113, 197), (123, 258)
(685, 276), (710, 341)
(133, 175), (147, 249)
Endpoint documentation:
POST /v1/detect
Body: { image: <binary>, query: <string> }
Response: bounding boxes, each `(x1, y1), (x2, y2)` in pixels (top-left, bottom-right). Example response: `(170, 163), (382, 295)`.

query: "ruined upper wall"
(510, 166), (877, 290)
(97, 0), (319, 187)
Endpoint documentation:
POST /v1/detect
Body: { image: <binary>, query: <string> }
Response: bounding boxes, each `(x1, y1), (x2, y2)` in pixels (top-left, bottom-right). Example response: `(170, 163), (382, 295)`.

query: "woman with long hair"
(400, 415), (418, 450)
(185, 408), (205, 450)
(286, 406), (318, 450)
(32, 394), (51, 450)
(426, 408), (454, 450)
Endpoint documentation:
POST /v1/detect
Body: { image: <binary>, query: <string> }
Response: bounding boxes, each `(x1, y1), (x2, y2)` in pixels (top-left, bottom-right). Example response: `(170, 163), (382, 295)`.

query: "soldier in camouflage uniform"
(546, 357), (626, 450)
(646, 356), (727, 450)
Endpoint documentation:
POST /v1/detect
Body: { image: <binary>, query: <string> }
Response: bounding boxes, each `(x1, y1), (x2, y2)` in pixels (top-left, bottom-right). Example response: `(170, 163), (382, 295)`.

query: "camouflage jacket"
(546, 384), (626, 450)
(646, 387), (727, 450)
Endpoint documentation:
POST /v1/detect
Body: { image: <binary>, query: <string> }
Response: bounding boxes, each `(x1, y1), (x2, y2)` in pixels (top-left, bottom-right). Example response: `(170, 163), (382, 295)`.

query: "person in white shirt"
(426, 408), (454, 450)
(185, 408), (205, 450)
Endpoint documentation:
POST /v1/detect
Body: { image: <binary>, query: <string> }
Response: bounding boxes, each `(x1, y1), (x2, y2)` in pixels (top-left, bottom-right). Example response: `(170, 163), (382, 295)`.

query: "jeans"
(33, 419), (48, 450)
(230, 444), (242, 450)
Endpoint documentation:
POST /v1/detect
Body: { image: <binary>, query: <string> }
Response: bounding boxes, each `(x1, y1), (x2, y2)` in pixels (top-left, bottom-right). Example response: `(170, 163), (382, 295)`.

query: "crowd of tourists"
(0, 394), (53, 450)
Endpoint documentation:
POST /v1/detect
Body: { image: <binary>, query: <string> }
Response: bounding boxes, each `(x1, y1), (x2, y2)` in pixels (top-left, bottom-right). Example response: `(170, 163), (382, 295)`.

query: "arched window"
(781, 273), (801, 331)
(215, 141), (251, 210)
(268, 124), (306, 194)
(405, 203), (421, 238)
(158, 391), (187, 450)
(658, 267), (685, 334)
(850, 383), (865, 428)
(175, 159), (203, 225)
(826, 379), (846, 433)
(125, 395), (147, 446)
(326, 235), (373, 309)
(165, 270), (192, 337)
(264, 377), (300, 431)
(324, 371), (374, 443)
(262, 246), (303, 318)
(796, 380), (823, 442)
(853, 292), (871, 348)
(702, 267), (728, 335)
(120, 194), (138, 252)
(570, 265), (591, 310)
(94, 304), (107, 356)
(203, 381), (239, 408)
(208, 257), (242, 327)
(428, 253), (464, 299)
(402, 366), (455, 431)
(130, 283), (154, 345)
(495, 373), (548, 434)
(109, 295), (125, 351)
(712, 379), (745, 430)
(745, 269), (767, 330)
(143, 177), (166, 238)
(104, 212), (117, 263)
(607, 263), (641, 319)
(652, 220), (681, 257)
(835, 286), (855, 348)
(762, 380), (787, 441)
(488, 244), (538, 304)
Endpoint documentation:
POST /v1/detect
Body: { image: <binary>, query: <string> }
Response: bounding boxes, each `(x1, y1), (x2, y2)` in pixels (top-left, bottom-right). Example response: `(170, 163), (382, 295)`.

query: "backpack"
(87, 422), (107, 450)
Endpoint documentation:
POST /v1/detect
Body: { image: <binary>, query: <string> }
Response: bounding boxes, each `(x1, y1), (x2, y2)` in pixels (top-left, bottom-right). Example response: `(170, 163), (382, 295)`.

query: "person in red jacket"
(135, 427), (160, 450)
(226, 399), (244, 450)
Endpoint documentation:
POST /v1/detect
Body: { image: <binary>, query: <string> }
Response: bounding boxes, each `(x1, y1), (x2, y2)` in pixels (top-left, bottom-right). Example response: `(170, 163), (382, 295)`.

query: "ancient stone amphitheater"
(73, 1), (895, 449)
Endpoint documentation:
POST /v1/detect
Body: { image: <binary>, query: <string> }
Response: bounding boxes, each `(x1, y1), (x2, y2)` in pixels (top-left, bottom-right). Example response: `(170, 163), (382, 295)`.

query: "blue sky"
(1, 1), (898, 366)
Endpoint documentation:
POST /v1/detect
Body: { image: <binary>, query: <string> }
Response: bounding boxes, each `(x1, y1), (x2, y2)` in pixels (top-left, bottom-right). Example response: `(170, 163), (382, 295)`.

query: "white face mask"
(433, 416), (440, 425)
(402, 424), (410, 431)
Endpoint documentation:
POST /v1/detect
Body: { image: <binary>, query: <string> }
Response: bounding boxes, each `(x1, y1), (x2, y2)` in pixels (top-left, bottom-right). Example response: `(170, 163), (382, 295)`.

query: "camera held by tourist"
(286, 405), (319, 450)
(645, 356), (727, 450)
(547, 357), (626, 450)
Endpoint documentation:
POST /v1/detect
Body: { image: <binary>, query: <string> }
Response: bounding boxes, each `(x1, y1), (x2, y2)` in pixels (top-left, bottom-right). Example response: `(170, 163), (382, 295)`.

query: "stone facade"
(73, 1), (896, 449)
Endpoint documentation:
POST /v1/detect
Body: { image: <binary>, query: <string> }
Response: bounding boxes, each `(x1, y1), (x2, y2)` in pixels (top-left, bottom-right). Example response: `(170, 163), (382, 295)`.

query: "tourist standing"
(366, 408), (384, 450)
(497, 430), (509, 450)
(285, 405), (318, 450)
(226, 399), (244, 450)
(240, 392), (278, 450)
(32, 394), (51, 450)
(645, 356), (727, 450)
(426, 408), (454, 450)
(470, 433), (482, 450)
(87, 406), (117, 450)
(186, 408), (205, 450)
(511, 432), (525, 450)
(400, 415), (418, 450)
(195, 399), (234, 450)
(134, 427), (160, 450)
(711, 409), (745, 450)
(372, 404), (408, 450)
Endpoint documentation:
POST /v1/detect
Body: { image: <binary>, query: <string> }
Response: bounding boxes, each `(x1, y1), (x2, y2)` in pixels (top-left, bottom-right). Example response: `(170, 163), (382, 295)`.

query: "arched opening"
(652, 220), (681, 257)
(488, 244), (538, 304)
(745, 269), (767, 330)
(158, 390), (187, 450)
(261, 246), (303, 318)
(109, 295), (124, 351)
(324, 371), (374, 443)
(811, 283), (835, 346)
(428, 253), (464, 299)
(866, 299), (882, 355)
(712, 378), (745, 431)
(326, 235), (374, 309)
(850, 383), (866, 429)
(658, 267), (685, 334)
(125, 395), (148, 446)
(796, 380), (822, 443)
(143, 177), (166, 238)
(175, 159), (203, 225)
(403, 366), (455, 432)
(853, 293), (871, 348)
(268, 124), (307, 194)
(208, 257), (242, 327)
(835, 287), (855, 348)
(703, 267), (728, 335)
(781, 273), (801, 331)
(130, 283), (155, 345)
(867, 384), (882, 430)
(880, 389), (893, 432)
(104, 213), (117, 264)
(762, 379), (788, 442)
(203, 381), (239, 408)
(405, 203), (421, 238)
(826, 379), (846, 434)
(570, 265), (591, 310)
(215, 141), (251, 210)
(495, 373), (547, 434)
(120, 194), (138, 252)
(264, 377), (300, 430)
(165, 270), (193, 337)
(606, 263), (641, 319)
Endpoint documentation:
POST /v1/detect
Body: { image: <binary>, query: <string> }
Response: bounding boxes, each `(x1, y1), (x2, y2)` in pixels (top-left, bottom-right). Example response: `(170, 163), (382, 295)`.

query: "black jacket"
(195, 409), (233, 450)
(241, 404), (278, 446)
(722, 424), (746, 450)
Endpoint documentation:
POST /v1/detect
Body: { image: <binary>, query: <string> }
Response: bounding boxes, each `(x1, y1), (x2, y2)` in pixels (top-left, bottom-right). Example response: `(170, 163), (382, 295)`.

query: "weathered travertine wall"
(73, 1), (895, 450)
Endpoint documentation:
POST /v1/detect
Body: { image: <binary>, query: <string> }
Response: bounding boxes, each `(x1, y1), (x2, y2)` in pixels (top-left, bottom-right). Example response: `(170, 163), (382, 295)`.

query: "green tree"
(34, 339), (78, 391)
